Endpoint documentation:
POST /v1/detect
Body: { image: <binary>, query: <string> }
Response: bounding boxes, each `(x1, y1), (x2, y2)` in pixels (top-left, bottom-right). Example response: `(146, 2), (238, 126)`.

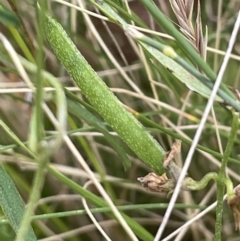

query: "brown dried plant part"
(163, 140), (182, 168)
(228, 184), (240, 230)
(169, 0), (204, 57)
(137, 172), (175, 194)
(138, 140), (182, 194)
(163, 140), (184, 182)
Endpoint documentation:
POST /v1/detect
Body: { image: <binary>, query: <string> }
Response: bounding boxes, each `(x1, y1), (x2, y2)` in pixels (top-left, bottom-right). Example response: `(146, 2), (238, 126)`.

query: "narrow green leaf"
(141, 43), (222, 101)
(0, 166), (36, 241)
(0, 6), (20, 28)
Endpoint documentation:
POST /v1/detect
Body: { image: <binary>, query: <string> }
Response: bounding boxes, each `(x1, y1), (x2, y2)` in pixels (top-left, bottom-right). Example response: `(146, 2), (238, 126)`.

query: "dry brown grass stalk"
(169, 0), (204, 57)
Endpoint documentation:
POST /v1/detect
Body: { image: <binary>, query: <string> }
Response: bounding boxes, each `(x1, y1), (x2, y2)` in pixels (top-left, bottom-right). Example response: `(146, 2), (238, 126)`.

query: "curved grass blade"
(140, 43), (222, 101)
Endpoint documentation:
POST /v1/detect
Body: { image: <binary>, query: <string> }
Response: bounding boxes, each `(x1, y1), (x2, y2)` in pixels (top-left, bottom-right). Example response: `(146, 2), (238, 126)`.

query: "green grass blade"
(0, 5), (20, 28)
(140, 42), (222, 101)
(0, 166), (36, 241)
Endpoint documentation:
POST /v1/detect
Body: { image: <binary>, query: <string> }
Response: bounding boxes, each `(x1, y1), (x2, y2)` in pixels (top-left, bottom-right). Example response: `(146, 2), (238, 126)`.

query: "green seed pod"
(44, 13), (165, 174)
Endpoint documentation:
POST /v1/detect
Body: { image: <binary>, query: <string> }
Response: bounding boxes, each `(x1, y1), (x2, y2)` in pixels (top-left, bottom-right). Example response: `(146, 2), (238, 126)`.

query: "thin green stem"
(28, 1), (45, 152)
(15, 148), (49, 241)
(183, 173), (219, 191)
(214, 112), (239, 241)
(0, 120), (33, 156)
(0, 203), (205, 223)
(220, 112), (239, 171)
(214, 183), (225, 241)
(6, 0), (35, 54)
(8, 26), (35, 63)
(134, 112), (240, 165)
(15, 2), (47, 240)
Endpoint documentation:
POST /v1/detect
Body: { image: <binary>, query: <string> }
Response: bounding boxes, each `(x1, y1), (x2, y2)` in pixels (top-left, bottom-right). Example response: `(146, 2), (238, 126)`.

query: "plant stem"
(15, 2), (47, 240)
(15, 147), (49, 241)
(183, 173), (219, 191)
(134, 112), (240, 165)
(214, 112), (239, 241)
(28, 0), (45, 152)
